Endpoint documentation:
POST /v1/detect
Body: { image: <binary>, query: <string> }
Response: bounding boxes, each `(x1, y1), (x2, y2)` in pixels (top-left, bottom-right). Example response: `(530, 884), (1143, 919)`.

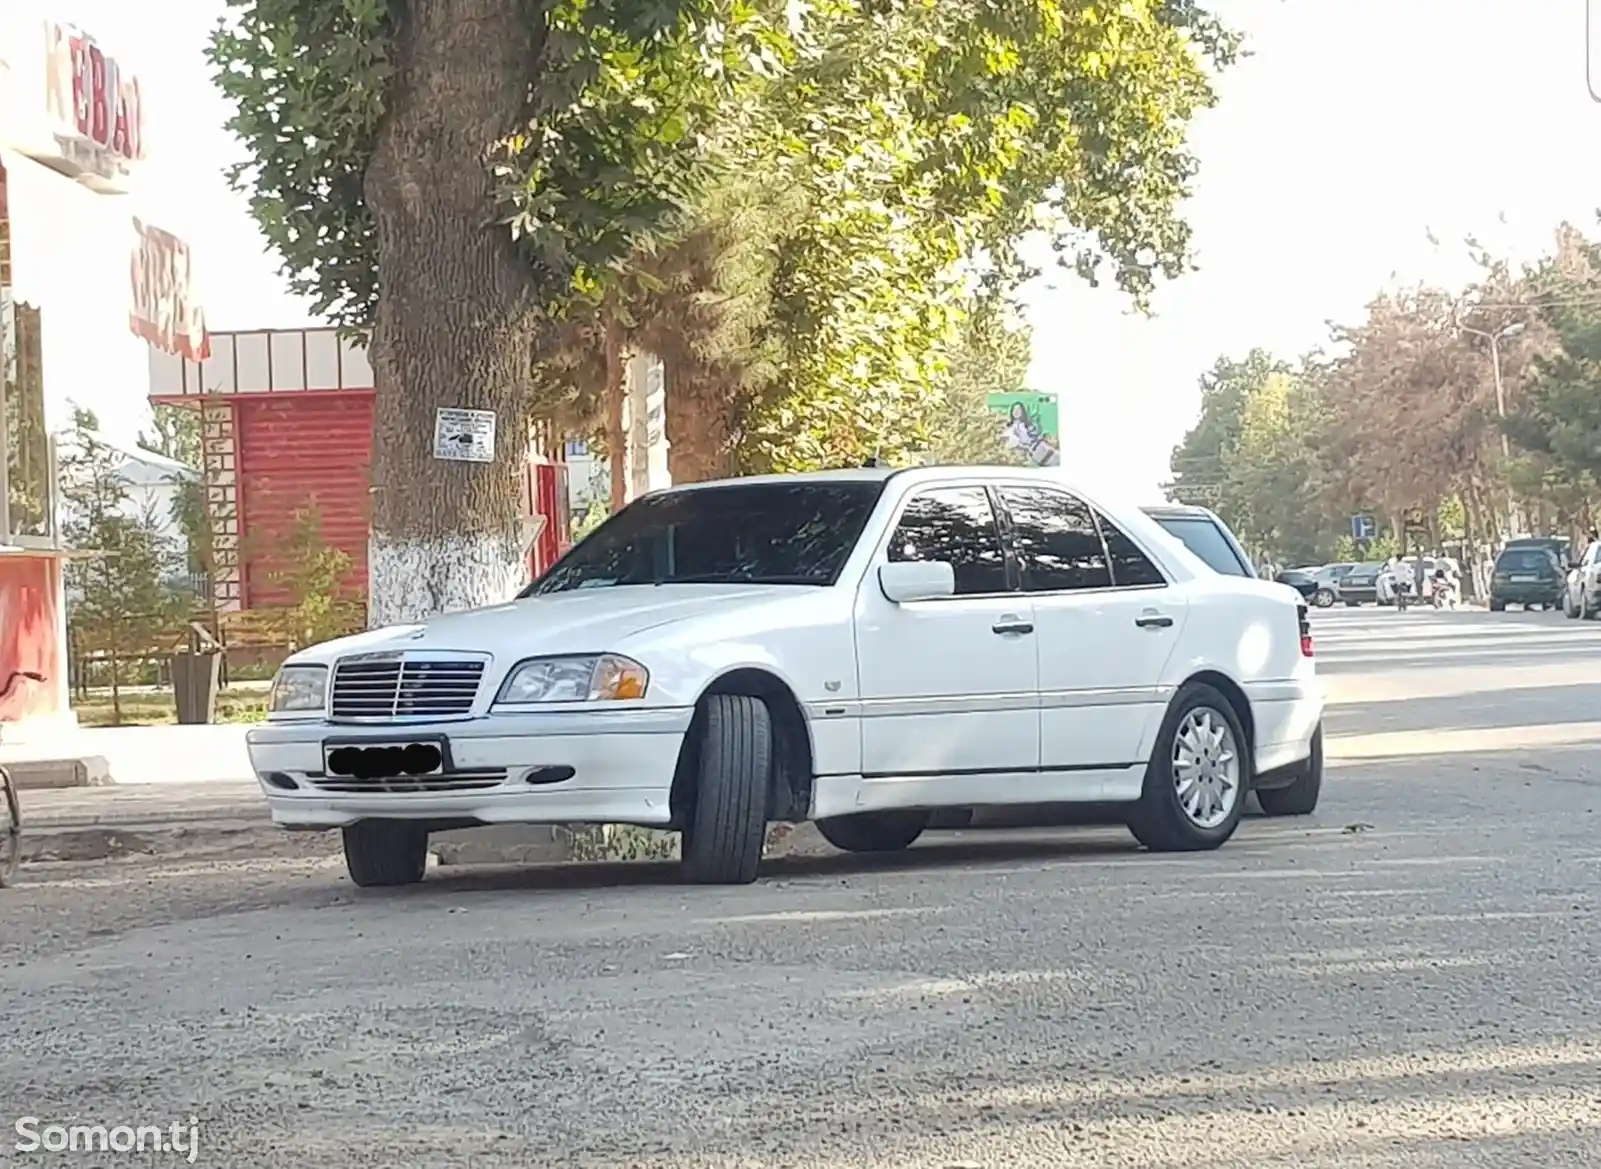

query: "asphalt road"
(3, 606), (1600, 1168)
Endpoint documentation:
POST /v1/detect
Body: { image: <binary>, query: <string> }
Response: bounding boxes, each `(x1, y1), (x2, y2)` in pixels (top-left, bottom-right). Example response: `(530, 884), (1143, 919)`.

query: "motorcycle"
(1431, 575), (1457, 609)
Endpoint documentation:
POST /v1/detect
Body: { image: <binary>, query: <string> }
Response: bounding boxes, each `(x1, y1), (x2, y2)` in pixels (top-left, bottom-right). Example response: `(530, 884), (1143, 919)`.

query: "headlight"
(269, 664), (328, 714)
(494, 654), (648, 705)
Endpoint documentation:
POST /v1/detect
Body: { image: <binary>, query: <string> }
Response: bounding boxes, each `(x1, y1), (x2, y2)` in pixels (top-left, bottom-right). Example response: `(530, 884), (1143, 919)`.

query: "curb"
(18, 816), (301, 864)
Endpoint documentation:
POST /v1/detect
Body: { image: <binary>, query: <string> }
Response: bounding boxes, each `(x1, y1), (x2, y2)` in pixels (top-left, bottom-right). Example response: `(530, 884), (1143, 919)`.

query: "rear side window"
(996, 487), (1112, 591)
(888, 487), (1008, 596)
(1150, 515), (1251, 576)
(1096, 513), (1167, 587)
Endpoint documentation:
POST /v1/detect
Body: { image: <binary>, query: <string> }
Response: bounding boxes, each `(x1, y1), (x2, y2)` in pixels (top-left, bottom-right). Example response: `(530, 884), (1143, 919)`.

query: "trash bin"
(170, 650), (222, 725)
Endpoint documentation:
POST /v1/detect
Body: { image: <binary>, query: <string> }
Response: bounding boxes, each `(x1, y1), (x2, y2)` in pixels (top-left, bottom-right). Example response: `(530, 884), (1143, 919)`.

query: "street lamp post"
(1455, 315), (1526, 561)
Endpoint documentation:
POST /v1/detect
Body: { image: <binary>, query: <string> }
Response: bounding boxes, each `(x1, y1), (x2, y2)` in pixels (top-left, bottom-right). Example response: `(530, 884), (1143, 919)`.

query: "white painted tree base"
(368, 532), (528, 628)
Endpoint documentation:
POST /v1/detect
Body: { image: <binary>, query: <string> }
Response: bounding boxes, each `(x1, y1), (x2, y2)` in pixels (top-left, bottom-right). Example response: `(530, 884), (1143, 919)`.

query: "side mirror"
(879, 560), (955, 603)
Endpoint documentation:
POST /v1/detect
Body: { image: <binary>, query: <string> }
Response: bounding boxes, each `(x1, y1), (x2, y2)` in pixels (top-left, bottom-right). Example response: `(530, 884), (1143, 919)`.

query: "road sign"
(1349, 515), (1377, 541)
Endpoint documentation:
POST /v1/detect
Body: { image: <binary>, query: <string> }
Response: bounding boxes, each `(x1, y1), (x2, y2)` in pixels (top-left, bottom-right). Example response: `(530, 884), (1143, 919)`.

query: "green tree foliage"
(60, 408), (186, 725)
(211, 0), (1241, 614)
(137, 404), (213, 582)
(915, 303), (1035, 467)
(265, 507), (365, 648)
(1171, 222), (1601, 572)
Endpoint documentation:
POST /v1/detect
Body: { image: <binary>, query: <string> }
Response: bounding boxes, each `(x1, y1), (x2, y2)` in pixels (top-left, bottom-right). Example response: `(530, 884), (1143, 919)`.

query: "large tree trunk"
(664, 359), (735, 483)
(605, 318), (628, 511)
(362, 0), (538, 628)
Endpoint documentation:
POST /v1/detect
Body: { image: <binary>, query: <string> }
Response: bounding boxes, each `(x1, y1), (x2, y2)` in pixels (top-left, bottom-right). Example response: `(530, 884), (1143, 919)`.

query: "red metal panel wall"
(236, 392), (375, 608)
(0, 555), (62, 722)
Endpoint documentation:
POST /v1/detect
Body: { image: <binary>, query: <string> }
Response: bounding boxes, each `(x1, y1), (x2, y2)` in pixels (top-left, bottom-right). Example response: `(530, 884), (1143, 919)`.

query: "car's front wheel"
(816, 810), (929, 853)
(1257, 725), (1323, 817)
(1125, 683), (1248, 852)
(342, 820), (429, 887)
(1313, 588), (1336, 608)
(680, 694), (772, 885)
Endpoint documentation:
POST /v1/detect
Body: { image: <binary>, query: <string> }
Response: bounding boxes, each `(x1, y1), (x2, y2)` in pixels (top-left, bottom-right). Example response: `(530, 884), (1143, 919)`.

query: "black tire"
(680, 694), (772, 885)
(816, 810), (929, 853)
(0, 766), (19, 888)
(342, 820), (429, 888)
(1257, 725), (1323, 817)
(1313, 588), (1336, 608)
(1125, 682), (1249, 852)
(1565, 592), (1579, 618)
(1489, 600), (1505, 612)
(1583, 592), (1597, 620)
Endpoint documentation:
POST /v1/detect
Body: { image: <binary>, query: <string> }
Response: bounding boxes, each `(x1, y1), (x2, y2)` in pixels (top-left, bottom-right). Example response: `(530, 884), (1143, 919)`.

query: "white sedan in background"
(250, 467), (1325, 887)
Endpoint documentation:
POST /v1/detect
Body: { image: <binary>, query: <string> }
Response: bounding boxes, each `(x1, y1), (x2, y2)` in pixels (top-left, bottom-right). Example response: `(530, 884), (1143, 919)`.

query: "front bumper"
(246, 707), (692, 829)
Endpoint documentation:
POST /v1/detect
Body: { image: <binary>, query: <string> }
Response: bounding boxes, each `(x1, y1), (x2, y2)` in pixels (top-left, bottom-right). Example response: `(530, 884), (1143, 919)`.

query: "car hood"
(288, 584), (814, 665)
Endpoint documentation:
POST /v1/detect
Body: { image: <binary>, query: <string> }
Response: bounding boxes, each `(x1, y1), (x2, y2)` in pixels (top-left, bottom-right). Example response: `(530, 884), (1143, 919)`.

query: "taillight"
(1297, 604), (1314, 657)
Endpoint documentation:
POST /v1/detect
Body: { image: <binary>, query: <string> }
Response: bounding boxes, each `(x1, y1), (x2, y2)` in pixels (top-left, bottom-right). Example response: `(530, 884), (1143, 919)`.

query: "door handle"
(1135, 613), (1174, 629)
(992, 619), (1034, 635)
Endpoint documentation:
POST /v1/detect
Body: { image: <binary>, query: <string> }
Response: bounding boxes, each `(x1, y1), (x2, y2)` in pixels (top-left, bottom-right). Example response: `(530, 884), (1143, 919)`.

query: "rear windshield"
(1496, 549), (1556, 573)
(1148, 515), (1251, 576)
(524, 481), (886, 594)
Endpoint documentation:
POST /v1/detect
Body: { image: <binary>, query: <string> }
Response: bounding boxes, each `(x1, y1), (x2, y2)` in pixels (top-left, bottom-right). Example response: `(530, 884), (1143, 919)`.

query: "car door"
(1582, 542), (1601, 600)
(854, 485), (1040, 777)
(995, 486), (1188, 771)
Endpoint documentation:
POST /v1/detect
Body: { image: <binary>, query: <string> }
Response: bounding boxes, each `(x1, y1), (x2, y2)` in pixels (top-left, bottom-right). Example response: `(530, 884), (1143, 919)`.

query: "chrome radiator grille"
(330, 656), (485, 720)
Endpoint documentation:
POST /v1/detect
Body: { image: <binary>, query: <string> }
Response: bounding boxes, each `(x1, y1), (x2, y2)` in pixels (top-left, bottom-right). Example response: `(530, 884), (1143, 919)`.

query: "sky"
(36, 0), (1601, 502)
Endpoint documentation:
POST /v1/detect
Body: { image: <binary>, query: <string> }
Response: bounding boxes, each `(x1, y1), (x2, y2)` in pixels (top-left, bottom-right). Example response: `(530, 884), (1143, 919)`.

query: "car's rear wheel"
(1125, 683), (1248, 852)
(680, 694), (772, 885)
(1313, 588), (1336, 608)
(816, 810), (929, 853)
(1489, 600), (1506, 612)
(1256, 725), (1323, 817)
(342, 821), (429, 887)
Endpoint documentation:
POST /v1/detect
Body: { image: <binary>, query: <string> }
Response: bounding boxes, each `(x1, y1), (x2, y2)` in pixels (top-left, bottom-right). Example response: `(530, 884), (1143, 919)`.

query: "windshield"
(524, 481), (886, 595)
(1496, 549), (1555, 574)
(1148, 515), (1251, 576)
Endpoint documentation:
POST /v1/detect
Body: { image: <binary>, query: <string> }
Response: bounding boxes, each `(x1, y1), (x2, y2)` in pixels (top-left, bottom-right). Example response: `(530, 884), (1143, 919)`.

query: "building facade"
(0, 12), (198, 734)
(147, 328), (580, 614)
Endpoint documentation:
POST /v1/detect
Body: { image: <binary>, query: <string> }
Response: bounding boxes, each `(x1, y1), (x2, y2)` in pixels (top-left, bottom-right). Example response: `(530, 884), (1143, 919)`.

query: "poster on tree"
(986, 391), (1060, 466)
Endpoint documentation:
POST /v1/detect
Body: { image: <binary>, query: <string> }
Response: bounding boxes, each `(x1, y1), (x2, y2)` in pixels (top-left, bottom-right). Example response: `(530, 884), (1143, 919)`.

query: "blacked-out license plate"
(323, 738), (448, 779)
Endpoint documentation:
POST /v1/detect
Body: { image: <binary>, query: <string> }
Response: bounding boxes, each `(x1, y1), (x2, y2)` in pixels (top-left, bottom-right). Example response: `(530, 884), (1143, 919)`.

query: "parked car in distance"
(252, 468), (1326, 888)
(1490, 545), (1565, 611)
(1138, 504), (1256, 577)
(1308, 563), (1356, 608)
(1564, 539), (1601, 618)
(1337, 562), (1385, 605)
(1274, 568), (1319, 602)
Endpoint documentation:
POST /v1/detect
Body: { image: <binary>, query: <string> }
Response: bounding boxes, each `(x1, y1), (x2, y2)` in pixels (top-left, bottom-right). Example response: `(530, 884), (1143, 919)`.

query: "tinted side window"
(888, 487), (1008, 596)
(1096, 513), (1167, 587)
(997, 487), (1111, 591)
(1149, 515), (1250, 576)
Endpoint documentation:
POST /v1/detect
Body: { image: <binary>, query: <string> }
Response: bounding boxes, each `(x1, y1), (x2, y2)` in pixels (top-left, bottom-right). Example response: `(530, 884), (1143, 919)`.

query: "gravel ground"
(2, 608), (1599, 1168)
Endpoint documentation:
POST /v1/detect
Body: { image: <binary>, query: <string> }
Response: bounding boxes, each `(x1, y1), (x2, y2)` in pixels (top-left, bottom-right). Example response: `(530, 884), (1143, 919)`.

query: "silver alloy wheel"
(1172, 706), (1240, 830)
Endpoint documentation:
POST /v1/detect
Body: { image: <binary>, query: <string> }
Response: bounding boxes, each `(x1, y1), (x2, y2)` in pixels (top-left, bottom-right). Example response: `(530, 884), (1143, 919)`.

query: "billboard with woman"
(986, 391), (1060, 466)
